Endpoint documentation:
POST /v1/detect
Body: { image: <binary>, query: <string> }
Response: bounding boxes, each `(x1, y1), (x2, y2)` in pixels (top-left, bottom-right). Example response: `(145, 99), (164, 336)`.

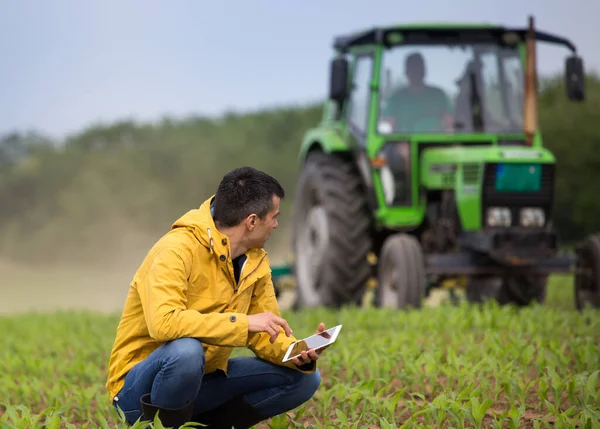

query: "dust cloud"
(0, 241), (149, 316)
(0, 214), (293, 316)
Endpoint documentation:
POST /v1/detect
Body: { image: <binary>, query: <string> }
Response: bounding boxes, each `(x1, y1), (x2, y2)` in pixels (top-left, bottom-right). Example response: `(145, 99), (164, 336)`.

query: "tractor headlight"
(380, 165), (395, 205)
(376, 141), (411, 206)
(486, 207), (511, 227)
(520, 208), (545, 227)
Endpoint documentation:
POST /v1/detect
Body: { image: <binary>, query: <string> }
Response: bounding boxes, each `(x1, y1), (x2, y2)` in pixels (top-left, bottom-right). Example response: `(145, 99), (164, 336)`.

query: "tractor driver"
(380, 52), (453, 133)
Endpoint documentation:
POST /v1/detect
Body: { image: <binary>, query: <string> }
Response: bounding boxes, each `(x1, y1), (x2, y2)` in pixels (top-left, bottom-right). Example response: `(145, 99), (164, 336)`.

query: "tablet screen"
(283, 325), (342, 361)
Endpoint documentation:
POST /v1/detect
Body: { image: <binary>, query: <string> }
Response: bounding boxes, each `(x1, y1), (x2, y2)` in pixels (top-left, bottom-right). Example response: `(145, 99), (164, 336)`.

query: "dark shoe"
(140, 393), (195, 428)
(194, 395), (264, 429)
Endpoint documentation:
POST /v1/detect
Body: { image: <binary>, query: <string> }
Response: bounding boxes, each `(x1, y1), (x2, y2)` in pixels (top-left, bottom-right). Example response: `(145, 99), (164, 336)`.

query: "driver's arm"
(434, 88), (454, 131)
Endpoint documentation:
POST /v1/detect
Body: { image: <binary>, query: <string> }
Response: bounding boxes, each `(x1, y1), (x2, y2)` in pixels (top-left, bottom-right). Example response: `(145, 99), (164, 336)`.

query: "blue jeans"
(112, 338), (321, 425)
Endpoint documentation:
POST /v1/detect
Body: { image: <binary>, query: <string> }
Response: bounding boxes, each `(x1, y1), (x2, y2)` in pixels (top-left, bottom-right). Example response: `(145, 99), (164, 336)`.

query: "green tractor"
(289, 17), (600, 311)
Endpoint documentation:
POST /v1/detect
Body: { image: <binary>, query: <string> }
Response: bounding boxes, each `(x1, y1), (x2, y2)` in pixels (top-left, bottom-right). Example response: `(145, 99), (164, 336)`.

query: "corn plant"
(0, 276), (598, 428)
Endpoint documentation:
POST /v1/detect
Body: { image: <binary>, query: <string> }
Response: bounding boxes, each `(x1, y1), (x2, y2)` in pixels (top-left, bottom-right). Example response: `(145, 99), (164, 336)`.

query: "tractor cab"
(328, 21), (585, 145)
(377, 41), (525, 136)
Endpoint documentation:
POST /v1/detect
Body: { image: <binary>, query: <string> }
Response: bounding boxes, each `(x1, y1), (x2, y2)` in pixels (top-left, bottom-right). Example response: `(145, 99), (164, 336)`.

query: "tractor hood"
(419, 144), (556, 191)
(416, 144), (557, 232)
(420, 144), (556, 167)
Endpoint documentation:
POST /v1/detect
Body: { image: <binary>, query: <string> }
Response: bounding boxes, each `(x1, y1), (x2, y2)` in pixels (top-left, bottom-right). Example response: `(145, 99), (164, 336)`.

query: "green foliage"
(1, 73), (599, 263)
(0, 105), (322, 263)
(0, 278), (598, 428)
(539, 73), (600, 241)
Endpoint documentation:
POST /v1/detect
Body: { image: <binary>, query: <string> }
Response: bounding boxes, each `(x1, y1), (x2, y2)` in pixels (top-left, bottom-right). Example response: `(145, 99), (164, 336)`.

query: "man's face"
(406, 56), (425, 86)
(246, 195), (280, 249)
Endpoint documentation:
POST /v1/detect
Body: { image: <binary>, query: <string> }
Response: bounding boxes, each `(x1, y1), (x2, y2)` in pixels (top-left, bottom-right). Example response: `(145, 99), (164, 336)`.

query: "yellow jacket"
(106, 196), (314, 401)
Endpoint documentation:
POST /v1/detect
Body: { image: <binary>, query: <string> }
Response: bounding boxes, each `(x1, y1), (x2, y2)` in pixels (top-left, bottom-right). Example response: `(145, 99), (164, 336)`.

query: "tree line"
(1, 73), (599, 265)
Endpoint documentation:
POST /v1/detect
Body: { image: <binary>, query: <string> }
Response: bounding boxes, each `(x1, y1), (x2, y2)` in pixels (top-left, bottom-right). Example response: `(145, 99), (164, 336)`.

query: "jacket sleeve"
(136, 246), (249, 347)
(246, 272), (316, 374)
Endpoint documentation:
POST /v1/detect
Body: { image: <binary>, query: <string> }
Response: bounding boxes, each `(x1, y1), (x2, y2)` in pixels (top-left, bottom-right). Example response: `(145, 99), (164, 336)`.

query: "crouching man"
(106, 167), (323, 428)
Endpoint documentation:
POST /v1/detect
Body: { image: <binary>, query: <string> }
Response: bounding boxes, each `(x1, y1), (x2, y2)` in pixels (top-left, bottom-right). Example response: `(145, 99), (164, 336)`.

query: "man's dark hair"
(213, 167), (285, 227)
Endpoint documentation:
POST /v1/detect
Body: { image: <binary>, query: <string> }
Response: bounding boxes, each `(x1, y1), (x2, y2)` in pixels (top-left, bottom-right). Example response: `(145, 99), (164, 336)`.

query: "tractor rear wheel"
(375, 233), (426, 309)
(292, 151), (372, 308)
(574, 233), (600, 310)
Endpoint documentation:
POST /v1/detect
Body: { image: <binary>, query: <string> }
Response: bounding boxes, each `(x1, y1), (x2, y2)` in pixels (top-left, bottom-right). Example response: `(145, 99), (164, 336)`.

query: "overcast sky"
(1, 0), (599, 140)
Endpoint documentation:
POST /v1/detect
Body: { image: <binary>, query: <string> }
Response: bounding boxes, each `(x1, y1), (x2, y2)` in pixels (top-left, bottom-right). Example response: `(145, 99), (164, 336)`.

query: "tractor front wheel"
(375, 233), (426, 309)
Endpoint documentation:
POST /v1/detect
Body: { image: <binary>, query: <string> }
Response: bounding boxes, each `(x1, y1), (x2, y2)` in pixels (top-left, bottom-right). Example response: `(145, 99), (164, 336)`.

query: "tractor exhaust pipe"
(524, 15), (538, 146)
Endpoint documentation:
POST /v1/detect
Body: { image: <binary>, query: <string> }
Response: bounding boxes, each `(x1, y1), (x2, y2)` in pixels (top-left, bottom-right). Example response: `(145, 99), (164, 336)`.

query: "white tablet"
(282, 324), (342, 362)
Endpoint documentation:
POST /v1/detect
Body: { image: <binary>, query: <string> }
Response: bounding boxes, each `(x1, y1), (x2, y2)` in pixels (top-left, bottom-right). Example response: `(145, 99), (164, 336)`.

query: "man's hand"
(247, 312), (293, 344)
(292, 322), (327, 367)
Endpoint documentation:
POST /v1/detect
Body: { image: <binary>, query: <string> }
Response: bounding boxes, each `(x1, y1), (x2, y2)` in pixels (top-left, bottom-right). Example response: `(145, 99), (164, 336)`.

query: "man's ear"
(246, 214), (257, 231)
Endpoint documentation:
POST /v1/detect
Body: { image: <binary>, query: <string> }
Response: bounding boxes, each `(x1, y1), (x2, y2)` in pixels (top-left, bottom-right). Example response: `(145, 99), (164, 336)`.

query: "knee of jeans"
(167, 337), (206, 375)
(297, 368), (321, 400)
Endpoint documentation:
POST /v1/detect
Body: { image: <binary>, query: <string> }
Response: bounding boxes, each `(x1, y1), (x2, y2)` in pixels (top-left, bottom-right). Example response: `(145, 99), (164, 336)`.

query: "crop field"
(0, 274), (599, 429)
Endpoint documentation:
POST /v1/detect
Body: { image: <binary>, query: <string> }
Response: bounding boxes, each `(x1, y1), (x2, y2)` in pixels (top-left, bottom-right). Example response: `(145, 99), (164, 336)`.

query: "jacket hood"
(171, 196), (221, 254)
(171, 196), (269, 263)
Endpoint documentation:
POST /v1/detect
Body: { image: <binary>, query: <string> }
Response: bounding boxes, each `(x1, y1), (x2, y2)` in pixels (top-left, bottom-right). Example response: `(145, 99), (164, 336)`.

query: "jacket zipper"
(235, 254), (266, 292)
(237, 258), (248, 287)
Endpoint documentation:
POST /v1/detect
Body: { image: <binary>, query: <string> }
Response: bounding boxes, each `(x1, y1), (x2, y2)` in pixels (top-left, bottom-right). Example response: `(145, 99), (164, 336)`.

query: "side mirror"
(565, 55), (585, 101)
(329, 56), (349, 104)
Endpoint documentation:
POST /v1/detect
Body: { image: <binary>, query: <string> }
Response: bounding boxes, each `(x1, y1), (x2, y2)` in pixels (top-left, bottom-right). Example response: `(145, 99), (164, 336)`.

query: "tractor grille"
(441, 172), (456, 187)
(462, 163), (482, 185)
(482, 162), (555, 226)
